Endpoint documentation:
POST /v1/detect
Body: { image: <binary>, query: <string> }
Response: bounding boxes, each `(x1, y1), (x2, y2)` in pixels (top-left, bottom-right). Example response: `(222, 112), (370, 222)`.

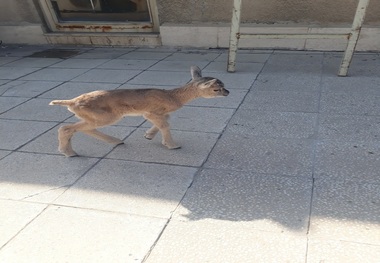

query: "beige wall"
(0, 0), (379, 48)
(0, 0), (42, 25)
(157, 0), (380, 25)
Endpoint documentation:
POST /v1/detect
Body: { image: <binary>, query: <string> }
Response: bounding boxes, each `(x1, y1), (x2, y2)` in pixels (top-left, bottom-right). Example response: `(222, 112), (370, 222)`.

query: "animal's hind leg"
(57, 121), (94, 157)
(82, 129), (124, 145)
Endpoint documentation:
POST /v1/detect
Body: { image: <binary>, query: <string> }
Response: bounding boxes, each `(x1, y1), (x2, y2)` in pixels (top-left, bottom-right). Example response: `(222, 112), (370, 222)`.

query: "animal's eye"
(213, 89), (219, 92)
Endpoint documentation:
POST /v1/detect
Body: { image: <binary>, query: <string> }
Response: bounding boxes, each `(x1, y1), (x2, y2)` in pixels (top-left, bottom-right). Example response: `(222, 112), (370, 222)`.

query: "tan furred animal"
(49, 66), (229, 157)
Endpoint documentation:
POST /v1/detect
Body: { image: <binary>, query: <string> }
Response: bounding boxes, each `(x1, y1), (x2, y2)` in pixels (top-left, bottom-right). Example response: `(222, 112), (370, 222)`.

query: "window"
(39, 0), (159, 33)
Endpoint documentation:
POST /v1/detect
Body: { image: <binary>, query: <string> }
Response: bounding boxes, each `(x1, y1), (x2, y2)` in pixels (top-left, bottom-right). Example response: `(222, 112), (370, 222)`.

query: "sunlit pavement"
(0, 45), (379, 262)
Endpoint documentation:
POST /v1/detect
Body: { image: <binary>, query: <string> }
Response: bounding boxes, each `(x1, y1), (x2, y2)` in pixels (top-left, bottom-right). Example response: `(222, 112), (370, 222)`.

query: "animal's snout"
(223, 89), (230, 96)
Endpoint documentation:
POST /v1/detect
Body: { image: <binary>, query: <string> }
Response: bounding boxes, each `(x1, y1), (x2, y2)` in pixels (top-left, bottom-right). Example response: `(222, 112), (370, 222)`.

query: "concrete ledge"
(160, 23), (380, 51)
(45, 33), (161, 46)
(0, 25), (48, 45)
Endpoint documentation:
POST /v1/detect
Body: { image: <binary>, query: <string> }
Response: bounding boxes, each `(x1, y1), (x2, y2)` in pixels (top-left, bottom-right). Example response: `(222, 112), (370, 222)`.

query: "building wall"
(0, 0), (43, 25)
(157, 0), (380, 25)
(0, 0), (379, 49)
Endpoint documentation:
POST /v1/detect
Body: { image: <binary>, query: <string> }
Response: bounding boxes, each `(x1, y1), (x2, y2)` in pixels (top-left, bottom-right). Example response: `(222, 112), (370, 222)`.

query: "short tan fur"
(49, 66), (229, 157)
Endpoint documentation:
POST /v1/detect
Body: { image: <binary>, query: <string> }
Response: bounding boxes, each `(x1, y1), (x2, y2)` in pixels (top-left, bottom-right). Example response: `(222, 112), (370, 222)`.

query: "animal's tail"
(49, 100), (73, 106)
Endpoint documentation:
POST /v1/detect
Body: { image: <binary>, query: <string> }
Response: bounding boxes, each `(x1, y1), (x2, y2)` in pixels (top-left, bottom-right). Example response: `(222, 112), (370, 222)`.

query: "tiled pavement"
(0, 45), (379, 262)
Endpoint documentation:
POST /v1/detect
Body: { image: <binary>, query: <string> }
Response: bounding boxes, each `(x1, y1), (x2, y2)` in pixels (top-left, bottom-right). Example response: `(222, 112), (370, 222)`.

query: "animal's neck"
(169, 83), (200, 106)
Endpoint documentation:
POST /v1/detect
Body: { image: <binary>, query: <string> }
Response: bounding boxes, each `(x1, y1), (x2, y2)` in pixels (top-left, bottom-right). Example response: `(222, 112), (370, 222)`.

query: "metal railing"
(227, 0), (371, 76)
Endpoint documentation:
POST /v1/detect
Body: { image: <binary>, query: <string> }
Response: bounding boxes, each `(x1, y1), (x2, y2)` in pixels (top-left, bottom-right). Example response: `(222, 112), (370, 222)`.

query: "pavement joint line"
(0, 204), (50, 251)
(141, 167), (205, 262)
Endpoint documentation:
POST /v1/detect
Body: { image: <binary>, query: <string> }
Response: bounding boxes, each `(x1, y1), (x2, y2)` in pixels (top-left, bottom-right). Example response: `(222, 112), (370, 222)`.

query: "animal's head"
(190, 66), (229, 98)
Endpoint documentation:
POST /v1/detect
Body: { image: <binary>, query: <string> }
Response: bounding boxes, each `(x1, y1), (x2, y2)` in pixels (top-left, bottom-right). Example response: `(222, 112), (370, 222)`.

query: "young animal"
(49, 66), (229, 157)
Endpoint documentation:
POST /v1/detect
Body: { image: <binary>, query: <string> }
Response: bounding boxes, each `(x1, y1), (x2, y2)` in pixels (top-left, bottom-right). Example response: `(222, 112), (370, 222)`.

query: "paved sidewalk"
(0, 45), (379, 262)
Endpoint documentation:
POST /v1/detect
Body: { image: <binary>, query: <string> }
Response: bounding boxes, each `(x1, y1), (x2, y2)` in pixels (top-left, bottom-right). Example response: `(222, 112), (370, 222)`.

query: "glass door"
(39, 0), (159, 33)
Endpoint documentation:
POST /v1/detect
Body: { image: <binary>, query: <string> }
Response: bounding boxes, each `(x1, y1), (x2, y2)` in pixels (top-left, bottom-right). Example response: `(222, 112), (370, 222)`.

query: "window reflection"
(51, 0), (150, 22)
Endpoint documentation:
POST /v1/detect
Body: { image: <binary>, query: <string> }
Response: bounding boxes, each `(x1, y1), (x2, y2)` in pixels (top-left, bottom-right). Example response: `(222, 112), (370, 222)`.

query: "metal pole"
(338, 0), (371, 76)
(227, 0), (242, 73)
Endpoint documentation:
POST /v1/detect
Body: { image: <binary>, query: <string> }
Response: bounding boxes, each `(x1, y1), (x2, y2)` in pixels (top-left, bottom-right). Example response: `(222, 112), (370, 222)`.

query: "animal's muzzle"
(223, 89), (230, 96)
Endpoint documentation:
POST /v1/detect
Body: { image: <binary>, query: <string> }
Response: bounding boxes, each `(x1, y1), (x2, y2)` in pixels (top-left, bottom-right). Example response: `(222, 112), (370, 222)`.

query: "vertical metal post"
(227, 0), (242, 73)
(338, 0), (370, 76)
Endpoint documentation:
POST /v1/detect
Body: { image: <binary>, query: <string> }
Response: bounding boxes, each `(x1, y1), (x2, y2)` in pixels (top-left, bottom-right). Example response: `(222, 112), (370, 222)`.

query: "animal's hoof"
(60, 148), (78, 157)
(169, 145), (181, 150)
(144, 134), (154, 140)
(64, 152), (78, 157)
(164, 143), (181, 150)
(113, 140), (124, 145)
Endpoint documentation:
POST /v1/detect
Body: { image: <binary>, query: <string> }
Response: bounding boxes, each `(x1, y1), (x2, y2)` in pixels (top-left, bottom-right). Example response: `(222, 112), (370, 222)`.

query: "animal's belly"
(124, 112), (144, 117)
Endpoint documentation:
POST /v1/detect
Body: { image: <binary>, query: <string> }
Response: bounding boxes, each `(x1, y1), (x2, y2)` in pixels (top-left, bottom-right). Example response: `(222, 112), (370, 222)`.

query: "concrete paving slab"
(315, 140), (380, 183)
(1, 98), (72, 122)
(0, 97), (29, 113)
(107, 128), (219, 166)
(204, 61), (265, 73)
(73, 48), (133, 59)
(174, 169), (312, 232)
(0, 205), (167, 263)
(0, 57), (21, 66)
(0, 150), (11, 159)
(321, 75), (380, 94)
(228, 109), (318, 139)
(324, 53), (380, 77)
(0, 80), (62, 97)
(141, 106), (234, 133)
(0, 67), (40, 80)
(215, 52), (271, 63)
(187, 88), (248, 108)
(205, 131), (313, 176)
(3, 58), (62, 68)
(118, 51), (173, 60)
(255, 73), (322, 93)
(0, 120), (56, 150)
(0, 200), (46, 248)
(49, 58), (110, 69)
(0, 152), (98, 202)
(0, 79), (9, 86)
(96, 59), (157, 70)
(320, 91), (380, 115)
(148, 60), (209, 71)
(39, 82), (120, 99)
(0, 46), (47, 57)
(200, 71), (258, 90)
(20, 125), (135, 158)
(310, 178), (380, 244)
(318, 114), (380, 141)
(241, 90), (320, 113)
(145, 219), (307, 263)
(306, 239), (380, 263)
(54, 159), (197, 218)
(71, 69), (141, 84)
(164, 51), (220, 61)
(264, 53), (323, 73)
(127, 70), (191, 86)
(19, 68), (88, 81)
(1, 46), (379, 263)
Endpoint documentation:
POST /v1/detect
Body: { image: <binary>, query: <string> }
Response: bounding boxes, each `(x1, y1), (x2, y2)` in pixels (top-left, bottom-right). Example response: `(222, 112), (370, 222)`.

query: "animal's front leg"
(144, 125), (159, 140)
(143, 113), (180, 149)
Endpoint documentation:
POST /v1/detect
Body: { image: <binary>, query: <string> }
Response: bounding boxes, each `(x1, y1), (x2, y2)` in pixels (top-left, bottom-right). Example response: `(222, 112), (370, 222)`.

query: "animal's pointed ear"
(191, 66), (202, 80)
